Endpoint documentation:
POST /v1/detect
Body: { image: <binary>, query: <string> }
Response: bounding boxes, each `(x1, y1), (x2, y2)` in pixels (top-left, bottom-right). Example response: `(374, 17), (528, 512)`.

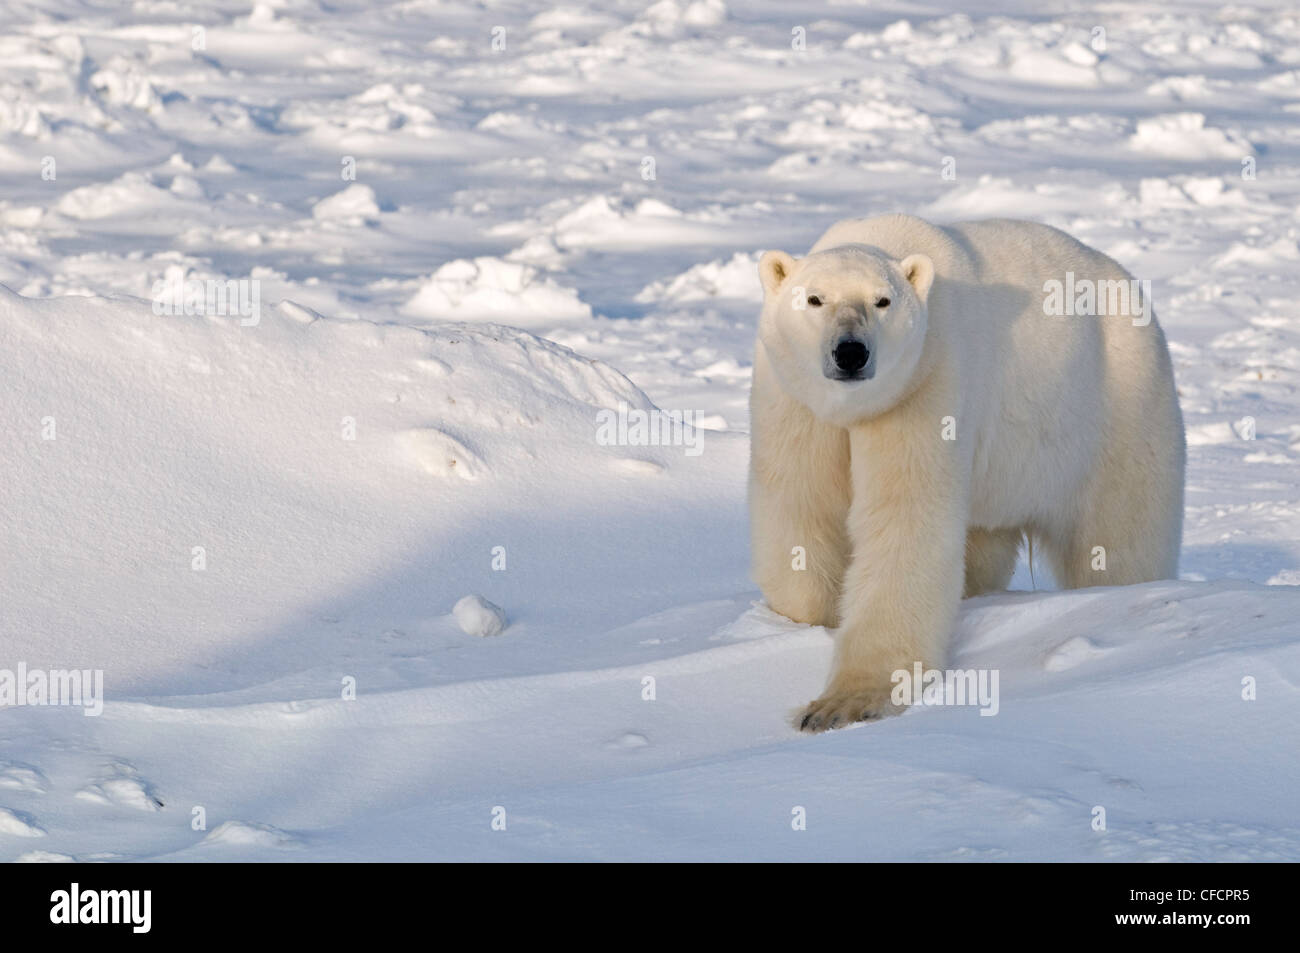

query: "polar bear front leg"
(795, 399), (968, 732)
(750, 360), (852, 628)
(750, 465), (849, 628)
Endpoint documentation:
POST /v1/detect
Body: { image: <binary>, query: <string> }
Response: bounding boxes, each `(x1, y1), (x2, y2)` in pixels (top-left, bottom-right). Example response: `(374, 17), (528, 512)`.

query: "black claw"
(800, 713), (813, 730)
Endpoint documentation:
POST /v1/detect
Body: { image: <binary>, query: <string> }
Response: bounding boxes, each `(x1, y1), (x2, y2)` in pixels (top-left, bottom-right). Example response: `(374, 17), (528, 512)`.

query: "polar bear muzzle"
(827, 334), (873, 380)
(824, 304), (876, 381)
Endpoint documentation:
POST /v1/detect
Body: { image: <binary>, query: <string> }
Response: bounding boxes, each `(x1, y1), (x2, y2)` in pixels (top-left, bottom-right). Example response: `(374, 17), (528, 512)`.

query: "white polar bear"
(749, 214), (1185, 732)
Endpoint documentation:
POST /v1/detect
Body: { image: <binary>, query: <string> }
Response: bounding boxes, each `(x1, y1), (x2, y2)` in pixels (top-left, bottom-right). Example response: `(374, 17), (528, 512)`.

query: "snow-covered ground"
(2, 0), (1299, 861)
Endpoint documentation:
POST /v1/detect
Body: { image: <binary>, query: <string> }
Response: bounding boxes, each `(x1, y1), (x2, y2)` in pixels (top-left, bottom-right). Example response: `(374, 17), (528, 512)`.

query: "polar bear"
(749, 214), (1185, 732)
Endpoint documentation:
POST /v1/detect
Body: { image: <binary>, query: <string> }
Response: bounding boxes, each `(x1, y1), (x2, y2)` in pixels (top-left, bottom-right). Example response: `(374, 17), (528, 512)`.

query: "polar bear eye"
(806, 295), (822, 307)
(875, 296), (890, 308)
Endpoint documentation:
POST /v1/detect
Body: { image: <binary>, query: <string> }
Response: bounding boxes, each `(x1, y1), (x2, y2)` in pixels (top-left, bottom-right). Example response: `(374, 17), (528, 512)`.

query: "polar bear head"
(756, 243), (934, 426)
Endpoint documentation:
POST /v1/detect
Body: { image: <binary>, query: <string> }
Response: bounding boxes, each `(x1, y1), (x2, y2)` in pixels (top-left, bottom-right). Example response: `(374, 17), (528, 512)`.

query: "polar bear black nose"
(833, 338), (869, 373)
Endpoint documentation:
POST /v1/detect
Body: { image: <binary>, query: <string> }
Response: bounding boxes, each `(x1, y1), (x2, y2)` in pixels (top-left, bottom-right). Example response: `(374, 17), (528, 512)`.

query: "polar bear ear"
(758, 250), (796, 297)
(899, 254), (934, 302)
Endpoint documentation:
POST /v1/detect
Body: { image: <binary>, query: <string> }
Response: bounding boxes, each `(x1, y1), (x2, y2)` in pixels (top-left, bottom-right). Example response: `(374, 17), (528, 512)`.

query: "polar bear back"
(808, 214), (1181, 532)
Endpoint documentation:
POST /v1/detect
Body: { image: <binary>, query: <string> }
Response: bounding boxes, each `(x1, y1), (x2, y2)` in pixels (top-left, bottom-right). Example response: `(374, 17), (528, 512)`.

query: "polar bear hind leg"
(1045, 466), (1182, 589)
(1044, 384), (1184, 589)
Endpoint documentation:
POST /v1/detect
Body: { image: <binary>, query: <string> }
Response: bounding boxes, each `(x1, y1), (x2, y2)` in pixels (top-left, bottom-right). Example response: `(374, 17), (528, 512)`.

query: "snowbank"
(2, 0), (1299, 862)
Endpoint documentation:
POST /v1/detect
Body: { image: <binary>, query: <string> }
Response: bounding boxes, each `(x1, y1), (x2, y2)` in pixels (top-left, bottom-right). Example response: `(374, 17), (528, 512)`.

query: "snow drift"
(2, 0), (1300, 861)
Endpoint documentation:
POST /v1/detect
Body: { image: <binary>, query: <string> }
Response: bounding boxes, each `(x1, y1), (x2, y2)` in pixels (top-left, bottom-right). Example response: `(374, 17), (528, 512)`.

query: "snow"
(200, 821), (299, 850)
(402, 256), (593, 325)
(312, 184), (381, 223)
(453, 595), (508, 638)
(1, 0), (1299, 861)
(0, 808), (45, 839)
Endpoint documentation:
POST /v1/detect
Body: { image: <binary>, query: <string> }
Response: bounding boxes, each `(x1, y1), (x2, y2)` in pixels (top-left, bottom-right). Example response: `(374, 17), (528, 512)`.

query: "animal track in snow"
(0, 763), (48, 794)
(398, 427), (483, 479)
(611, 457), (665, 475)
(76, 764), (163, 812)
(606, 732), (650, 750)
(1043, 635), (1112, 672)
(0, 807), (45, 837)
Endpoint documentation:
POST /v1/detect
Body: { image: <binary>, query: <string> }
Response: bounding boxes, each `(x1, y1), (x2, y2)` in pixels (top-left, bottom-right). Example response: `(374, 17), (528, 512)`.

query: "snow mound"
(89, 55), (162, 112)
(201, 821), (299, 849)
(0, 287), (662, 689)
(0, 84), (49, 136)
(1005, 45), (1100, 87)
(282, 84), (437, 139)
(312, 184), (380, 223)
(3, 0), (1300, 864)
(549, 196), (727, 251)
(402, 256), (592, 326)
(453, 595), (508, 637)
(54, 173), (179, 220)
(635, 0), (728, 38)
(1128, 113), (1252, 160)
(636, 252), (761, 305)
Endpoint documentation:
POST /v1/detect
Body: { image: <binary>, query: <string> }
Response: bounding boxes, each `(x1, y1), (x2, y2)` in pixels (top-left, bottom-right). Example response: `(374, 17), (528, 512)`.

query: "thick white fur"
(749, 214), (1185, 732)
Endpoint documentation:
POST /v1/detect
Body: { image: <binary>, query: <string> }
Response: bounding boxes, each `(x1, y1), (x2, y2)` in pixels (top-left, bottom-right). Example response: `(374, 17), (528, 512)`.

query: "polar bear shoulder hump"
(808, 213), (972, 275)
(808, 214), (1130, 288)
